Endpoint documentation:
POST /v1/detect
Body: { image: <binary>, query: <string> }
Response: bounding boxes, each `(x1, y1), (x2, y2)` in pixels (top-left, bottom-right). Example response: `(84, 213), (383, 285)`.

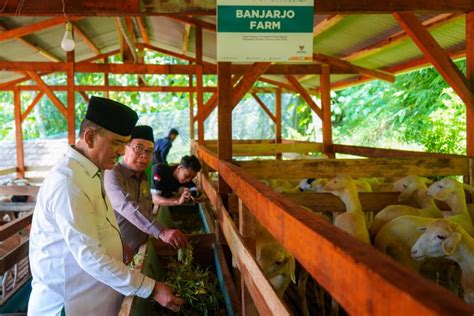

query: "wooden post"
(321, 64), (334, 158)
(195, 26), (205, 145)
(189, 74), (195, 140)
(275, 88), (282, 160)
(104, 57), (109, 98)
(217, 62), (232, 206)
(67, 50), (75, 145)
(13, 87), (24, 179)
(467, 12), (474, 156)
(238, 198), (258, 316)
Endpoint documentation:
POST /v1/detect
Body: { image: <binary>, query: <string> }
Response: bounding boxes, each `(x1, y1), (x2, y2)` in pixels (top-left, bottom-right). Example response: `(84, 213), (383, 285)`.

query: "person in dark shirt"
(150, 155), (202, 206)
(152, 128), (179, 165)
(150, 155), (202, 228)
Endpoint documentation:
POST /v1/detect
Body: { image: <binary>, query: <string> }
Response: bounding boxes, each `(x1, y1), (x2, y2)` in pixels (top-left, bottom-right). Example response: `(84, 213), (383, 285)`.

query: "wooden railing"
(194, 142), (474, 316)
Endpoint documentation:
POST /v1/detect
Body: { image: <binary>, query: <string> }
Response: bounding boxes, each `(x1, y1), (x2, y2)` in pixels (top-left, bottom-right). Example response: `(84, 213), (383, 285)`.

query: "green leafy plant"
(158, 243), (223, 316)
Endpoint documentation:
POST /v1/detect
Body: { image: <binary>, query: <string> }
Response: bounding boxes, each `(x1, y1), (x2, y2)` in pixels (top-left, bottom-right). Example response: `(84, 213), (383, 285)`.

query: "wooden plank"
(189, 74), (195, 140)
(217, 62), (233, 203)
(0, 202), (35, 212)
(135, 17), (150, 45)
(231, 63), (271, 110)
(286, 75), (323, 119)
(393, 12), (473, 107)
(200, 75), (241, 120)
(467, 12), (474, 156)
(0, 17), (81, 42)
(333, 143), (468, 158)
(212, 158), (474, 316)
(320, 65), (334, 158)
(275, 88), (282, 160)
(229, 143), (322, 156)
(21, 92), (44, 123)
(313, 53), (395, 82)
(0, 213), (32, 241)
(284, 192), (451, 213)
(0, 239), (29, 274)
(313, 15), (345, 37)
(203, 176), (291, 315)
(169, 16), (216, 32)
(0, 168), (17, 176)
(25, 71), (67, 117)
(67, 51), (76, 145)
(251, 92), (276, 123)
(13, 87), (24, 179)
(79, 91), (90, 103)
(4, 84), (217, 93)
(73, 23), (101, 55)
(0, 185), (40, 196)
(196, 65), (205, 144)
(236, 157), (470, 179)
(25, 165), (52, 172)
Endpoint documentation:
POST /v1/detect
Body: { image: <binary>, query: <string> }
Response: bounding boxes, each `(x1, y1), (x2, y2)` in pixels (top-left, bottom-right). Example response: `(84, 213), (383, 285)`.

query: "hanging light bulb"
(61, 21), (75, 52)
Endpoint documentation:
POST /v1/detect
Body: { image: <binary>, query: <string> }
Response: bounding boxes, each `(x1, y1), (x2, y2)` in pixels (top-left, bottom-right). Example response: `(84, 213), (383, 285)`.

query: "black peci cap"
(85, 96), (138, 136)
(131, 125), (154, 143)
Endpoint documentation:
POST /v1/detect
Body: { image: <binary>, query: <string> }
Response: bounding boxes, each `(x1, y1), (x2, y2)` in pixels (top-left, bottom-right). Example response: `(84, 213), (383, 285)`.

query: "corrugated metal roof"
(0, 13), (467, 90)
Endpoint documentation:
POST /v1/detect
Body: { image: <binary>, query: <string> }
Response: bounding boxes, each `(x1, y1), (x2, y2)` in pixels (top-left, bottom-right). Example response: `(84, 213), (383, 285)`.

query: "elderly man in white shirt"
(28, 96), (184, 316)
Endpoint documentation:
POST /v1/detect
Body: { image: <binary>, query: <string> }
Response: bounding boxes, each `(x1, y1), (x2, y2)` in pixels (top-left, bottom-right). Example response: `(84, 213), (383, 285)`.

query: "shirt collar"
(65, 146), (100, 178)
(118, 161), (145, 180)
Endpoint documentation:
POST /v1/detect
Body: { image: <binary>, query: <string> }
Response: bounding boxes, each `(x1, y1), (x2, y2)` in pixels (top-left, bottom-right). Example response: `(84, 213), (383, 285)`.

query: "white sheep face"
(427, 178), (459, 201)
(393, 175), (429, 201)
(411, 220), (462, 261)
(323, 175), (354, 196)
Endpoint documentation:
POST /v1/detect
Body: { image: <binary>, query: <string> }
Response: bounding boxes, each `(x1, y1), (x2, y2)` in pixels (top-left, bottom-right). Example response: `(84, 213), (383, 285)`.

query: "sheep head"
(411, 220), (462, 261)
(393, 175), (431, 201)
(323, 175), (355, 197)
(427, 178), (469, 202)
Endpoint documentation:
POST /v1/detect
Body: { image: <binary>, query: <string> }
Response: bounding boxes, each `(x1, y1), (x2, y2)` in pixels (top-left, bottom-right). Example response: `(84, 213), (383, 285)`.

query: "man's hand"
(152, 282), (185, 312)
(123, 244), (134, 265)
(177, 188), (192, 205)
(159, 229), (188, 249)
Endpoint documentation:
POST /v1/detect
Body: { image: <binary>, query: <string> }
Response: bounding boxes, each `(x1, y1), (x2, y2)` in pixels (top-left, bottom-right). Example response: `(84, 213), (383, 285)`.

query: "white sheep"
(255, 222), (296, 298)
(371, 175), (441, 238)
(375, 178), (473, 271)
(411, 219), (474, 304)
(322, 175), (370, 244)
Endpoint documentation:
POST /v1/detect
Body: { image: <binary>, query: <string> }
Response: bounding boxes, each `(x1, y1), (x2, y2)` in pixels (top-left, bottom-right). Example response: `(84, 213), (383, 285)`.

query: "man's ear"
(442, 232), (461, 256)
(83, 129), (96, 148)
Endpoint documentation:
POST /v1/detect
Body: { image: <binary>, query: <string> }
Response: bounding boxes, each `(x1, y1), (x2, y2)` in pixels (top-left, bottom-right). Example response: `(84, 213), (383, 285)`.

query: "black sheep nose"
(411, 249), (417, 255)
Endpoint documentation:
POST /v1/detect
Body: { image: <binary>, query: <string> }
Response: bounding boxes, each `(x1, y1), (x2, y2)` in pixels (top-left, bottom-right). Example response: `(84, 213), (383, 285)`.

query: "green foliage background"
(0, 50), (468, 158)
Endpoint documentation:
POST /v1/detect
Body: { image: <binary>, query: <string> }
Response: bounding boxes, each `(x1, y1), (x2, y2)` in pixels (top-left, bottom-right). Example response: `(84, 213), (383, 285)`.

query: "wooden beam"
(0, 1), (473, 15)
(223, 142), (323, 156)
(251, 93), (276, 123)
(236, 157), (470, 179)
(0, 202), (35, 212)
(135, 17), (150, 45)
(467, 12), (474, 156)
(67, 51), (76, 145)
(286, 75), (323, 119)
(72, 23), (100, 55)
(313, 53), (395, 82)
(232, 63), (271, 110)
(196, 65), (205, 144)
(169, 16), (216, 32)
(21, 92), (43, 123)
(321, 65), (334, 158)
(189, 74), (195, 140)
(0, 239), (29, 275)
(275, 88), (282, 160)
(0, 22), (61, 62)
(285, 192), (452, 213)
(313, 15), (345, 37)
(25, 71), (67, 117)
(13, 87), (24, 179)
(217, 62), (232, 203)
(0, 185), (40, 196)
(197, 147), (474, 316)
(140, 43), (196, 63)
(0, 168), (17, 177)
(0, 17), (82, 43)
(0, 213), (32, 241)
(79, 91), (90, 103)
(393, 12), (473, 107)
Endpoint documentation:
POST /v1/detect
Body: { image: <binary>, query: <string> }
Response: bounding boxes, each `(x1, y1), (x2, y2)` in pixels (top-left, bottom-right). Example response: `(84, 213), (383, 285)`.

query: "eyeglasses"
(129, 144), (153, 157)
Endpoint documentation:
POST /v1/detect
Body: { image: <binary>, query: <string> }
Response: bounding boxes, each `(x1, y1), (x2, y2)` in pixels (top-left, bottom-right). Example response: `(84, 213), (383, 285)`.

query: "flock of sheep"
(258, 174), (474, 314)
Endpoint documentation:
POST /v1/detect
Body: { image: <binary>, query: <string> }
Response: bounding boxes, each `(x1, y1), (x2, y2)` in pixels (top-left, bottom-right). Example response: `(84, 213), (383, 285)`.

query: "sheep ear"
(442, 233), (461, 256)
(398, 190), (412, 202)
(462, 183), (474, 193)
(288, 256), (296, 284)
(417, 227), (427, 232)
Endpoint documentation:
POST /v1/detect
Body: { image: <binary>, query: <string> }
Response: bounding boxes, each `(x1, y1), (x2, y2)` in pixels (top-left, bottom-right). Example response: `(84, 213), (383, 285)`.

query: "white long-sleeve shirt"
(28, 146), (155, 316)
